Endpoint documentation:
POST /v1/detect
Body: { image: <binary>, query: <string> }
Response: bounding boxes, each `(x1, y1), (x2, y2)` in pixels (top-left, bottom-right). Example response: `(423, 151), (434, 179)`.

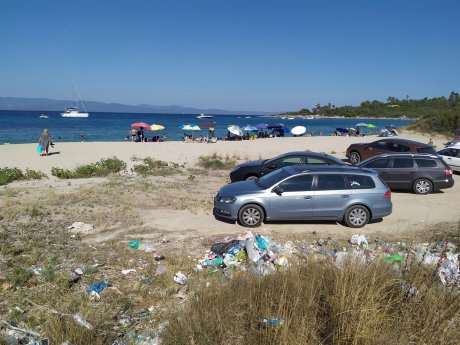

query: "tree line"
(284, 92), (459, 135)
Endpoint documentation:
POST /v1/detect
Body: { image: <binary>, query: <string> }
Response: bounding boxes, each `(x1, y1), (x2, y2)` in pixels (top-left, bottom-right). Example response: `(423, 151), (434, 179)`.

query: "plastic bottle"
(72, 312), (93, 329)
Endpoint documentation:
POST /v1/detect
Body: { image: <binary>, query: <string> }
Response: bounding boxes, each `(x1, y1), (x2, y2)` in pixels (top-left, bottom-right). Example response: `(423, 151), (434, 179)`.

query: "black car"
(357, 153), (454, 194)
(229, 151), (347, 182)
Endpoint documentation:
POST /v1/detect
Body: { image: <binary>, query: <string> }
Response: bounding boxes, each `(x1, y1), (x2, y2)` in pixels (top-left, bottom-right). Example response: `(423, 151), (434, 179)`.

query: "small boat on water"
(61, 81), (89, 118)
(61, 107), (89, 118)
(196, 113), (213, 119)
(39, 114), (49, 119)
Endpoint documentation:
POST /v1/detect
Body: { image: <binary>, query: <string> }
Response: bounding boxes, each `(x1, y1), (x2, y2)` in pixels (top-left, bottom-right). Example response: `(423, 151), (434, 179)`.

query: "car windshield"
(255, 168), (290, 189)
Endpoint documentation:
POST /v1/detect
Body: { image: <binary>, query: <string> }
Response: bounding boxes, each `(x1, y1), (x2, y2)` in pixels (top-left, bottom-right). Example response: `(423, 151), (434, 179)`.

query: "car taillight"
(384, 191), (391, 199)
(445, 169), (453, 175)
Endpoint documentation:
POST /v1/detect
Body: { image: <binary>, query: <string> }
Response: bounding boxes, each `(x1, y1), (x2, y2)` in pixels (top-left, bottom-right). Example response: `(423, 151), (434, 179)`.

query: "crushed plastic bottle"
(260, 317), (285, 328)
(72, 312), (93, 329)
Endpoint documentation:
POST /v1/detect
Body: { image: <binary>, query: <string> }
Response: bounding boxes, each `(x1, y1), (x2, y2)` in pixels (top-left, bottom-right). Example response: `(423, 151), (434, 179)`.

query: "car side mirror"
(273, 186), (284, 195)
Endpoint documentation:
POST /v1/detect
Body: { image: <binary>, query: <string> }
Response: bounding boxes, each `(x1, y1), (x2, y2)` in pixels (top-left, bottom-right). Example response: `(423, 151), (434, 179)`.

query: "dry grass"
(162, 259), (460, 345)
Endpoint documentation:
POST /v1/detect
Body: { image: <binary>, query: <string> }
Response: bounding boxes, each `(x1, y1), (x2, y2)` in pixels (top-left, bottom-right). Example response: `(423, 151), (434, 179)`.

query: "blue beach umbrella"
(268, 123), (285, 129)
(241, 125), (258, 131)
(255, 123), (268, 129)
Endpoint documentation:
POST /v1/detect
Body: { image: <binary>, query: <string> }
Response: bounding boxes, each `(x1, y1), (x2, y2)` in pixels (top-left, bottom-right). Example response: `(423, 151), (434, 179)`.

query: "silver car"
(214, 166), (392, 228)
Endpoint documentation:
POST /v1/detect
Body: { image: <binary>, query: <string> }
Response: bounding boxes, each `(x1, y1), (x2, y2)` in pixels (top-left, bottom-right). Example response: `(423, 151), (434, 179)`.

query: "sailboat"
(61, 81), (89, 118)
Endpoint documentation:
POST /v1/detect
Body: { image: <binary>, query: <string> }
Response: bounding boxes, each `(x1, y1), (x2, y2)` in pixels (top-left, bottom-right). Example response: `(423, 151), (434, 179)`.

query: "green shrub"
(51, 167), (75, 179)
(0, 167), (47, 185)
(24, 169), (47, 180)
(197, 154), (236, 170)
(0, 167), (24, 185)
(51, 157), (127, 179)
(132, 157), (182, 176)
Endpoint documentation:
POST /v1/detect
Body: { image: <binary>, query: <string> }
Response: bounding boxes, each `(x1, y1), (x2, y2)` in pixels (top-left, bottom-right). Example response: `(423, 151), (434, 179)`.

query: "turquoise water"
(0, 110), (413, 144)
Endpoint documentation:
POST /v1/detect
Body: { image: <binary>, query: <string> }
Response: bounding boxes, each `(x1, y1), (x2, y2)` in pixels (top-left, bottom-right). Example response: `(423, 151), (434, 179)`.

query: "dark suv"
(346, 138), (436, 164)
(357, 153), (454, 194)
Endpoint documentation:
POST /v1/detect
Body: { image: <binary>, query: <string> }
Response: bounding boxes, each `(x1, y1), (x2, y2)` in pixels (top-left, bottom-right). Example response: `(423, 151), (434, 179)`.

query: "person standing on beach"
(38, 128), (52, 156)
(130, 128), (137, 142)
(137, 127), (144, 142)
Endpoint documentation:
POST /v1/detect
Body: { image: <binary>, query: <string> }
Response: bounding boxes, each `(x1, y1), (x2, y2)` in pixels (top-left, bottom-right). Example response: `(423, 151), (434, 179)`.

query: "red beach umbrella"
(131, 122), (151, 129)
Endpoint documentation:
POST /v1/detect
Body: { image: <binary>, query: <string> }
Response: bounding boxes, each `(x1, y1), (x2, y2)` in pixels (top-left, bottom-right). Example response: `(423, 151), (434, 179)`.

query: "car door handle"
(303, 196), (312, 199)
(341, 195), (349, 198)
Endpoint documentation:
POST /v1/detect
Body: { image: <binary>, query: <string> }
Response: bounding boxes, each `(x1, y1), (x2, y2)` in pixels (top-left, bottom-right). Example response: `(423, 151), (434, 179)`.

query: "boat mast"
(73, 79), (88, 113)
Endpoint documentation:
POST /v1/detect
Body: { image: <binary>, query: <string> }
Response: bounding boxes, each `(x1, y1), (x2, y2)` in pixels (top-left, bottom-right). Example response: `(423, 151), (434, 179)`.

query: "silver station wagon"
(214, 166), (392, 228)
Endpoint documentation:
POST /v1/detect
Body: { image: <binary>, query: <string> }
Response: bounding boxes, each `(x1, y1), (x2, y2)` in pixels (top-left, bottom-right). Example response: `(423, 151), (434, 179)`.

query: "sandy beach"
(1, 130), (458, 242)
(0, 131), (448, 175)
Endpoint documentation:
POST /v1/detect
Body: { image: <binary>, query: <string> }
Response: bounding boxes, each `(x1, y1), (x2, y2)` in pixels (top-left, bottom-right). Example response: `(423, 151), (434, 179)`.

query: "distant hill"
(0, 97), (274, 116)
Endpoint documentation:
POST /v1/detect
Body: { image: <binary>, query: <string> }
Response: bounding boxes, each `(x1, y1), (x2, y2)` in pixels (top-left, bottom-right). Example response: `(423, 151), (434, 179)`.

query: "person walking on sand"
(38, 128), (52, 156)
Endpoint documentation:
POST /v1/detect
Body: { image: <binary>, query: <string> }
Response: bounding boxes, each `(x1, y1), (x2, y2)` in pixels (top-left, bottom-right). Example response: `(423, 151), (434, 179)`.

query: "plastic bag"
(37, 144), (42, 153)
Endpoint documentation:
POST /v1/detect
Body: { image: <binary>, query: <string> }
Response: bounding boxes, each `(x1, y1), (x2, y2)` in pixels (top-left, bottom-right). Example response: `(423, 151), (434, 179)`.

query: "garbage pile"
(301, 235), (459, 288)
(196, 231), (458, 288)
(196, 231), (296, 275)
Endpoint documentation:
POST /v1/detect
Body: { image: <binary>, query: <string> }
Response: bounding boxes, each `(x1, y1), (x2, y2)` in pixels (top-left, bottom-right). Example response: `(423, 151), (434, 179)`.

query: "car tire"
(349, 151), (361, 164)
(344, 205), (370, 228)
(238, 204), (264, 228)
(245, 175), (258, 181)
(413, 178), (433, 195)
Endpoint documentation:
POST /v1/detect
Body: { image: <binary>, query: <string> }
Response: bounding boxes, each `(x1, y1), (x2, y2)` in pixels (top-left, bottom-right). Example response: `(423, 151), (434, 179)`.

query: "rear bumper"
(371, 204), (392, 219)
(433, 178), (454, 190)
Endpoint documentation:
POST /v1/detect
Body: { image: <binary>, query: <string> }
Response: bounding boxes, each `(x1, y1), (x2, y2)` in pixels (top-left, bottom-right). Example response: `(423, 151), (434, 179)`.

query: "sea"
(0, 110), (414, 144)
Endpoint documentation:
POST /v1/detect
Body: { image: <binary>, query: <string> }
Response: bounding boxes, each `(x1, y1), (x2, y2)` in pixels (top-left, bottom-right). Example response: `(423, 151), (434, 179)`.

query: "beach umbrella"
(179, 124), (201, 131)
(150, 124), (165, 131)
(366, 123), (377, 128)
(228, 125), (243, 136)
(241, 125), (258, 131)
(355, 122), (368, 127)
(291, 126), (306, 136)
(268, 123), (285, 129)
(336, 127), (349, 133)
(255, 123), (269, 130)
(200, 122), (216, 128)
(131, 122), (151, 129)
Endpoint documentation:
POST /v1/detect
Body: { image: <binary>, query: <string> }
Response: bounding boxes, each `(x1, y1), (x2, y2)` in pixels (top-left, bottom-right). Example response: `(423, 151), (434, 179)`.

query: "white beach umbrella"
(291, 126), (306, 136)
(228, 125), (243, 136)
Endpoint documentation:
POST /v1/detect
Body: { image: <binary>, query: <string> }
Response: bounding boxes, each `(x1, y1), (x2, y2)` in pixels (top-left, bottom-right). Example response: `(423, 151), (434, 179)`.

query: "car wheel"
(349, 151), (361, 164)
(344, 205), (370, 228)
(238, 204), (264, 227)
(245, 175), (258, 181)
(413, 178), (433, 195)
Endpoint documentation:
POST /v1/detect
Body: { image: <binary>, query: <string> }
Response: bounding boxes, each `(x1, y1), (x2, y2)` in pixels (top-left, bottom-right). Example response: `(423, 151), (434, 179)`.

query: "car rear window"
(392, 158), (414, 168)
(316, 174), (347, 190)
(417, 146), (437, 154)
(346, 175), (375, 189)
(415, 159), (438, 168)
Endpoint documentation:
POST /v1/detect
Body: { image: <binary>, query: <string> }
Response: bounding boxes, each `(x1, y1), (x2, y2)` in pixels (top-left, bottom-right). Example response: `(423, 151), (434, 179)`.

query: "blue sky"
(0, 0), (459, 112)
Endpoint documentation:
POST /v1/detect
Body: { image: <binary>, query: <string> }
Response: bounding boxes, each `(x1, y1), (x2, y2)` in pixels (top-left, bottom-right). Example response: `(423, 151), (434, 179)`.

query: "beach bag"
(37, 144), (42, 153)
